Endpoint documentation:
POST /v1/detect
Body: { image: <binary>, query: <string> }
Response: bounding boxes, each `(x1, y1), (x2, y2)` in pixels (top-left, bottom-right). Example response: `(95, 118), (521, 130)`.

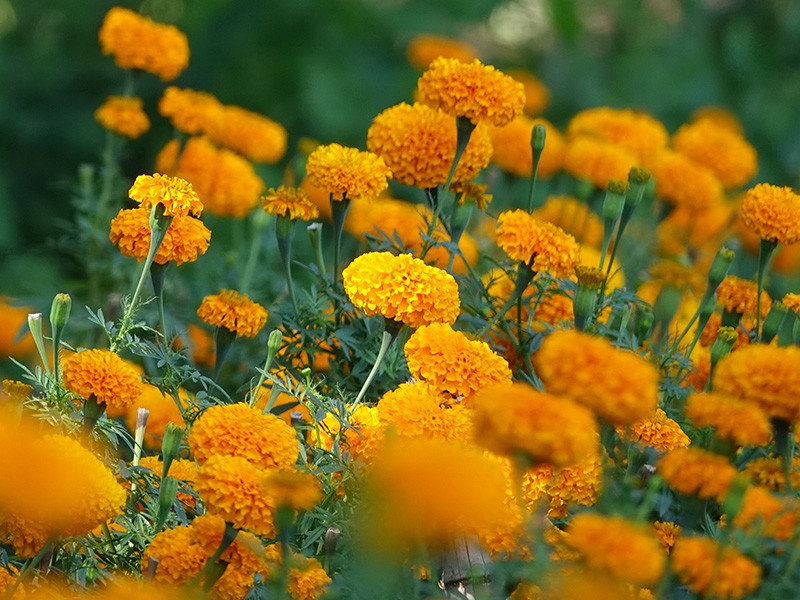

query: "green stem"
(150, 262), (169, 339)
(276, 218), (299, 314)
(755, 238), (778, 341)
(1, 541), (53, 600)
(478, 262), (536, 337)
(213, 326), (237, 380)
(773, 418), (795, 495)
(193, 522), (239, 592)
(443, 116), (475, 198)
(240, 210), (271, 296)
(330, 196), (351, 285)
(354, 329), (394, 405)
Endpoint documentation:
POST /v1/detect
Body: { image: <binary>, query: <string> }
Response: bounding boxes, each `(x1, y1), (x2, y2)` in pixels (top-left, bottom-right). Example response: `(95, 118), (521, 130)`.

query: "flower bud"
(706, 246), (735, 292)
(530, 123), (546, 154)
(710, 326), (738, 367)
(573, 266), (605, 331)
(160, 422), (183, 479)
(49, 293), (72, 331)
(602, 180), (628, 222)
(27, 312), (50, 374)
(761, 301), (788, 344)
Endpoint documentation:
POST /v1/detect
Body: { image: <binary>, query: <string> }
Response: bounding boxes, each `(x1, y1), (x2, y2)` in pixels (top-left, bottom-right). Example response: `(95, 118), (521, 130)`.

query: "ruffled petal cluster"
(262, 186), (320, 220)
(658, 447), (737, 501)
(306, 143), (391, 202)
(645, 149), (723, 211)
(739, 183), (800, 246)
(495, 209), (580, 277)
(94, 95), (150, 139)
(685, 391), (771, 447)
(563, 136), (638, 189)
(670, 537), (762, 599)
(196, 289), (268, 338)
(566, 106), (668, 160)
(61, 348), (143, 410)
(377, 380), (473, 441)
(128, 173), (203, 218)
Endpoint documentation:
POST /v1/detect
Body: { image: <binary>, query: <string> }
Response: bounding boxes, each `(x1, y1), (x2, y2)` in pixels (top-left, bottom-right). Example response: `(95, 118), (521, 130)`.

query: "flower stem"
(1, 541), (53, 600)
(240, 210), (271, 296)
(276, 217), (299, 314)
(354, 329), (394, 405)
(330, 196), (351, 285)
(755, 238), (778, 341)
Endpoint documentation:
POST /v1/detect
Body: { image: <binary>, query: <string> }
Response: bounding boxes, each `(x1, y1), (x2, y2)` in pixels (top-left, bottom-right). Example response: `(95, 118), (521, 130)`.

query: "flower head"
(523, 454), (602, 518)
(0, 298), (35, 358)
(566, 107), (668, 160)
(125, 384), (187, 450)
(563, 136), (638, 189)
(317, 404), (383, 465)
(288, 555), (332, 600)
(658, 447), (738, 501)
(716, 274), (771, 318)
(622, 408), (690, 452)
(158, 87), (223, 135)
(61, 348), (143, 410)
(495, 209), (580, 277)
(406, 34), (477, 69)
(98, 7), (189, 81)
(94, 96), (150, 139)
(306, 143), (391, 202)
(739, 183), (800, 246)
(489, 116), (565, 179)
(416, 57), (525, 126)
(671, 537), (761, 599)
(645, 149), (723, 212)
(262, 186), (320, 220)
(531, 195), (602, 248)
(263, 469), (322, 512)
(508, 69), (550, 115)
(197, 289), (268, 338)
(685, 392), (771, 447)
(733, 485), (800, 541)
(206, 104), (288, 163)
(342, 251), (460, 328)
(128, 173), (203, 218)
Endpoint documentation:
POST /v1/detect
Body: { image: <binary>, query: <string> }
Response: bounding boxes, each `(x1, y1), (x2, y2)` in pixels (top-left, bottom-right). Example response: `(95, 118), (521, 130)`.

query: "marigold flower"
(342, 251), (460, 328)
(716, 274), (771, 319)
(622, 408), (690, 452)
(712, 344), (800, 422)
(685, 392), (771, 447)
(262, 186), (319, 220)
(658, 447), (738, 501)
(534, 329), (659, 425)
(206, 104), (288, 164)
(567, 107), (668, 160)
(531, 195), (602, 248)
(305, 143), (391, 202)
(672, 119), (758, 189)
(523, 453), (602, 518)
(61, 348), (143, 410)
(507, 68), (550, 116)
(156, 136), (265, 218)
(124, 384), (187, 450)
(138, 455), (197, 507)
(159, 87), (223, 135)
(489, 116), (565, 179)
(197, 289), (268, 338)
(653, 521), (681, 552)
(109, 207), (211, 266)
(733, 485), (800, 541)
(317, 404), (383, 465)
(473, 382), (598, 467)
(142, 525), (207, 585)
(404, 323), (512, 403)
(0, 380), (32, 404)
(128, 173), (203, 218)
(406, 34), (477, 69)
(288, 555), (332, 600)
(188, 402), (298, 469)
(563, 136), (638, 189)
(645, 149), (723, 212)
(692, 105), (744, 134)
(263, 469), (322, 512)
(784, 292), (800, 315)
(89, 577), (197, 600)
(0, 566), (23, 600)
(564, 513), (666, 586)
(739, 182), (800, 246)
(671, 536), (761, 599)
(98, 7), (189, 81)
(0, 298), (35, 358)
(416, 57), (525, 126)
(366, 102), (492, 188)
(495, 209), (580, 277)
(743, 456), (800, 491)
(94, 95), (150, 139)
(189, 513), (270, 573)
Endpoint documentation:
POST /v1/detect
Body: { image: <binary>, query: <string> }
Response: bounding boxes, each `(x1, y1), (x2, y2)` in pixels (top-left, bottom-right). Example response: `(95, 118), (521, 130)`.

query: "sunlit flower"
(489, 116), (565, 179)
(508, 68), (550, 115)
(523, 453), (602, 518)
(306, 143), (391, 202)
(98, 7), (189, 81)
(563, 136), (638, 189)
(531, 195), (602, 248)
(416, 57), (525, 126)
(671, 536), (761, 599)
(652, 521), (681, 553)
(197, 289), (268, 338)
(262, 186), (320, 220)
(377, 380), (473, 441)
(158, 87), (223, 135)
(685, 391), (771, 447)
(739, 182), (800, 246)
(716, 274), (771, 319)
(317, 404), (383, 465)
(61, 348), (143, 410)
(128, 173), (203, 218)
(658, 447), (738, 501)
(645, 149), (723, 212)
(342, 251), (460, 328)
(94, 96), (150, 139)
(733, 485), (800, 541)
(206, 104), (288, 163)
(125, 384), (187, 450)
(288, 555), (332, 600)
(495, 209), (580, 277)
(622, 408), (690, 452)
(566, 106), (668, 160)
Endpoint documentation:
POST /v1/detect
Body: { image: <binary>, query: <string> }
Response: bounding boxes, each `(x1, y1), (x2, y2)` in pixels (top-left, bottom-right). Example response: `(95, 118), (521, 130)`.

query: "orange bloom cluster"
(377, 381), (473, 442)
(288, 555), (332, 600)
(416, 57), (526, 126)
(495, 209), (580, 277)
(623, 408), (690, 452)
(306, 143), (391, 202)
(645, 149), (723, 212)
(94, 96), (150, 139)
(98, 7), (189, 81)
(742, 456), (800, 492)
(489, 116), (565, 179)
(523, 454), (602, 518)
(128, 173), (203, 218)
(563, 136), (637, 189)
(715, 274), (771, 318)
(262, 186), (320, 220)
(196, 289), (268, 338)
(159, 86), (223, 135)
(406, 34), (477, 69)
(531, 195), (603, 248)
(318, 404), (383, 465)
(61, 348), (143, 410)
(342, 251), (460, 328)
(658, 447), (738, 501)
(0, 298), (35, 358)
(508, 69), (550, 115)
(566, 106), (668, 160)
(670, 537), (761, 599)
(684, 392), (771, 447)
(739, 183), (800, 246)
(733, 485), (800, 541)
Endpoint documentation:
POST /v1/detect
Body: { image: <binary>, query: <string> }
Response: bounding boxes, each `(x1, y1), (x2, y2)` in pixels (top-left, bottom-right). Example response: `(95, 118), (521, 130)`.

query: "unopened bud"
(602, 180), (628, 222)
(530, 123), (546, 153)
(49, 293), (72, 331)
(160, 423), (183, 479)
(762, 301), (788, 344)
(710, 326), (738, 367)
(707, 247), (735, 292)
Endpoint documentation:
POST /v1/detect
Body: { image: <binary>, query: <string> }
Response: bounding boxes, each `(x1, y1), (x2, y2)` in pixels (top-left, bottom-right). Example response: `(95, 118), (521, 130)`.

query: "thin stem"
(330, 196), (351, 285)
(1, 542), (53, 600)
(240, 211), (271, 296)
(354, 329), (394, 405)
(755, 238), (778, 341)
(276, 219), (299, 314)
(478, 262), (536, 338)
(443, 116), (475, 198)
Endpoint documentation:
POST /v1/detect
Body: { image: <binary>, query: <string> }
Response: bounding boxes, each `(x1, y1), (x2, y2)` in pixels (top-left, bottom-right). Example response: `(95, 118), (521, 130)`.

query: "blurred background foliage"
(1, 0), (800, 299)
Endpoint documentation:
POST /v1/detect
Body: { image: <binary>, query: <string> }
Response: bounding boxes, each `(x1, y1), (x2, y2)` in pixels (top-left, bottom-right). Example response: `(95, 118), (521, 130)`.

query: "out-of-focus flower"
(406, 34), (478, 69)
(124, 384), (188, 450)
(566, 107), (668, 160)
(563, 136), (638, 189)
(489, 116), (565, 179)
(673, 119), (757, 189)
(658, 447), (738, 501)
(287, 555), (332, 600)
(507, 68), (550, 115)
(685, 392), (771, 447)
(0, 298), (35, 359)
(495, 209), (580, 277)
(95, 96), (150, 139)
(645, 149), (723, 212)
(670, 536), (761, 599)
(531, 195), (602, 248)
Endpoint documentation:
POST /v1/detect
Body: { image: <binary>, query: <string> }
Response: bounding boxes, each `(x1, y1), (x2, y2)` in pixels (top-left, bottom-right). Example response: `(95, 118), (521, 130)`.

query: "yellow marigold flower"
(534, 329), (659, 425)
(533, 287), (574, 331)
(156, 136), (265, 218)
(537, 566), (645, 600)
(0, 379), (32, 405)
(416, 57), (525, 126)
(692, 105), (744, 135)
(784, 292), (800, 315)
(317, 404), (383, 465)
(403, 323), (512, 403)
(138, 455), (197, 508)
(143, 525), (207, 585)
(205, 104), (288, 164)
(622, 408), (690, 452)
(489, 116), (565, 179)
(495, 209), (580, 277)
(671, 536), (761, 599)
(109, 207), (211, 266)
(61, 348), (143, 410)
(124, 384), (187, 450)
(531, 195), (602, 248)
(98, 7), (189, 81)
(128, 173), (203, 218)
(658, 447), (738, 501)
(189, 513), (270, 574)
(733, 485), (800, 541)
(263, 469), (322, 512)
(159, 87), (223, 135)
(0, 297), (35, 359)
(94, 95), (150, 139)
(673, 119), (758, 189)
(653, 521), (681, 553)
(189, 402), (298, 469)
(196, 289), (268, 338)
(366, 102), (492, 188)
(685, 392), (771, 447)
(564, 513), (666, 586)
(473, 382), (598, 467)
(181, 322), (216, 368)
(713, 344), (800, 422)
(716, 274), (771, 318)
(523, 453), (602, 518)
(262, 186), (319, 220)
(645, 148), (723, 212)
(739, 182), (800, 246)
(567, 106), (668, 160)
(406, 34), (477, 69)
(288, 555), (332, 600)
(647, 259), (706, 295)
(306, 143), (391, 202)
(507, 68), (550, 116)
(342, 251), (460, 328)
(195, 454), (277, 537)
(743, 455), (800, 492)
(0, 566), (24, 600)
(563, 135), (638, 189)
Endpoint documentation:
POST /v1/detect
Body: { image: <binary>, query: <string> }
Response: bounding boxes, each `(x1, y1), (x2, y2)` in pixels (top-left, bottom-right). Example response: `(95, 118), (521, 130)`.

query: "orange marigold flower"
(645, 149), (723, 212)
(743, 455), (800, 492)
(138, 455), (197, 507)
(523, 454), (602, 518)
(263, 469), (322, 512)
(507, 68), (550, 116)
(403, 323), (512, 403)
(306, 143), (391, 202)
(197, 289), (268, 338)
(98, 7), (189, 81)
(188, 402), (298, 469)
(622, 408), (690, 452)
(159, 87), (223, 135)
(61, 348), (143, 410)
(317, 404), (383, 465)
(342, 251), (460, 328)
(205, 104), (287, 164)
(366, 102), (492, 188)
(0, 566), (24, 600)
(156, 136), (265, 218)
(564, 513), (666, 586)
(563, 135), (638, 189)
(94, 95), (150, 139)
(109, 207), (211, 266)
(416, 57), (525, 126)
(489, 116), (565, 179)
(713, 344), (800, 422)
(673, 119), (758, 189)
(531, 195), (602, 248)
(658, 447), (738, 501)
(716, 274), (771, 318)
(262, 186), (319, 220)
(90, 577), (197, 600)
(691, 105), (744, 135)
(733, 485), (800, 541)
(288, 555), (332, 600)
(739, 182), (800, 246)
(128, 173), (203, 218)
(495, 209), (580, 277)
(653, 521), (681, 553)
(783, 292), (800, 315)
(473, 382), (598, 467)
(0, 379), (32, 404)
(534, 329), (659, 425)
(406, 34), (477, 69)
(0, 298), (35, 359)
(685, 391), (771, 447)
(124, 384), (187, 450)
(566, 107), (668, 160)
(671, 536), (761, 599)
(195, 454), (277, 537)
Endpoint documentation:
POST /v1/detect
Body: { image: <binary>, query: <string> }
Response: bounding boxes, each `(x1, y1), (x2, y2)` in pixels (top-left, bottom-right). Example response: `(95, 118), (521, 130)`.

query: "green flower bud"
(762, 301), (788, 344)
(160, 422), (184, 479)
(602, 180), (628, 222)
(530, 123), (546, 153)
(49, 293), (72, 331)
(706, 246), (735, 292)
